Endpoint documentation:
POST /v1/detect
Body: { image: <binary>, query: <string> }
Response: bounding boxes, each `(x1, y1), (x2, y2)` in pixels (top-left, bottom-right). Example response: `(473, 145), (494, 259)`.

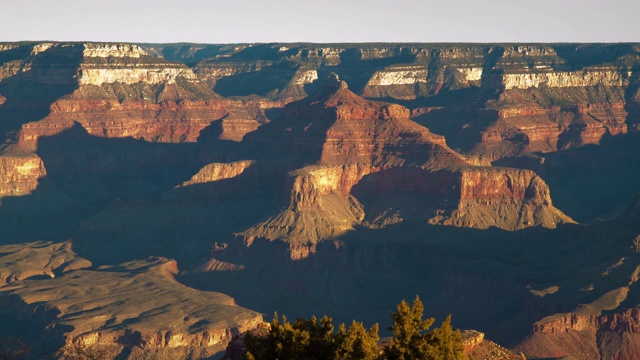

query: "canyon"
(0, 41), (639, 359)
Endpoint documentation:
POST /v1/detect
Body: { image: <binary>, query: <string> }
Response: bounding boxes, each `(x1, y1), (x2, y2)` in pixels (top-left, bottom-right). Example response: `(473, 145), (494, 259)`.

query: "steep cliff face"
(517, 309), (640, 360)
(17, 99), (227, 151)
(362, 66), (428, 99)
(77, 43), (198, 86)
(356, 166), (572, 231)
(0, 154), (46, 197)
(262, 74), (462, 169)
(180, 160), (255, 187)
(82, 43), (148, 58)
(438, 168), (573, 230)
(235, 164), (367, 256)
(490, 68), (626, 90)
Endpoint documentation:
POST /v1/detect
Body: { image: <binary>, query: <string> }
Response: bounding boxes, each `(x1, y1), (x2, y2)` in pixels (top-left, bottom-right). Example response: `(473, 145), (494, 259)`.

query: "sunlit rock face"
(77, 43), (198, 85)
(489, 69), (626, 90)
(292, 69), (318, 85)
(440, 168), (573, 230)
(180, 160), (255, 187)
(0, 155), (46, 197)
(516, 309), (640, 360)
(82, 43), (148, 58)
(77, 67), (197, 86)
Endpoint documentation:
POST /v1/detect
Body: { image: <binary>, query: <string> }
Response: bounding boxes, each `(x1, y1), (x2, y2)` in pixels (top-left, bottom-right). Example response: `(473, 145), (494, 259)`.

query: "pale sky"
(1, 0), (638, 43)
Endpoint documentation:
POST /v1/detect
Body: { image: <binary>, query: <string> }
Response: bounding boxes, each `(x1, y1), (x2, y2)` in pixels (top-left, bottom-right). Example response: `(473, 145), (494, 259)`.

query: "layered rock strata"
(517, 309), (640, 360)
(236, 75), (572, 258)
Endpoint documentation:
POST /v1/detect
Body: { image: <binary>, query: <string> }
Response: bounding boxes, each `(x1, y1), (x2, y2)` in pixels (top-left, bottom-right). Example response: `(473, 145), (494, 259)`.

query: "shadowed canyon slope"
(0, 42), (640, 359)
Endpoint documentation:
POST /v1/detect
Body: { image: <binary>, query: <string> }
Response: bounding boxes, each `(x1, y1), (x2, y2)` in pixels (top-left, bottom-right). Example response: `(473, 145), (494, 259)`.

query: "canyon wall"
(518, 309), (640, 360)
(0, 155), (46, 197)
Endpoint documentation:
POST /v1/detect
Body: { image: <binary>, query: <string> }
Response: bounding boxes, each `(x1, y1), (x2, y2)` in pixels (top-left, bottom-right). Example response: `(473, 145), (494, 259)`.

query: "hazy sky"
(2, 0), (638, 43)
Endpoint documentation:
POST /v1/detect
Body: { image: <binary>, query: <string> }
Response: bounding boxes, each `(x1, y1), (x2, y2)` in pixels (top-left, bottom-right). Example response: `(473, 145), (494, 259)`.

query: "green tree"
(253, 313), (310, 359)
(244, 296), (462, 360)
(335, 321), (380, 360)
(245, 313), (380, 360)
(425, 315), (464, 360)
(384, 296), (463, 360)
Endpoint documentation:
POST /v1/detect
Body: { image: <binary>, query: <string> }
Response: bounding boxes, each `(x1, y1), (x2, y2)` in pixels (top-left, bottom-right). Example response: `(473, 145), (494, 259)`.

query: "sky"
(1, 0), (638, 44)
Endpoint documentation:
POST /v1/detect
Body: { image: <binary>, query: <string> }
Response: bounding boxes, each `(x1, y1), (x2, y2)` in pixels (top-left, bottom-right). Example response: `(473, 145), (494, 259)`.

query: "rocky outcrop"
(78, 67), (197, 86)
(180, 160), (255, 187)
(16, 99), (227, 150)
(30, 42), (55, 56)
(456, 67), (483, 81)
(78, 43), (199, 86)
(15, 94), (277, 151)
(462, 330), (526, 360)
(359, 166), (573, 230)
(490, 68), (625, 90)
(436, 168), (573, 230)
(517, 309), (640, 360)
(236, 173), (365, 255)
(82, 43), (148, 58)
(362, 66), (428, 99)
(0, 154), (46, 197)
(533, 313), (599, 334)
(291, 69), (318, 85)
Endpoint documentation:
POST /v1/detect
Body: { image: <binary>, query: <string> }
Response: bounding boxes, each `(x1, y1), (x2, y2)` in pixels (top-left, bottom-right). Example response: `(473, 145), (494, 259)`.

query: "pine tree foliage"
(384, 296), (464, 360)
(244, 313), (380, 360)
(244, 296), (463, 360)
(335, 321), (380, 360)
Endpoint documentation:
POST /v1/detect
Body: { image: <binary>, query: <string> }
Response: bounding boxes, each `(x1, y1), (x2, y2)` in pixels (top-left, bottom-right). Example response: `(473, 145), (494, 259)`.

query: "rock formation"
(516, 309), (640, 360)
(462, 330), (526, 360)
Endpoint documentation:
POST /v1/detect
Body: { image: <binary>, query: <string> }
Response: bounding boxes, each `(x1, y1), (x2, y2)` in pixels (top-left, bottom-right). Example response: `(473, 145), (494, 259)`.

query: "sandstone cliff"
(439, 167), (573, 230)
(0, 154), (46, 197)
(517, 309), (640, 360)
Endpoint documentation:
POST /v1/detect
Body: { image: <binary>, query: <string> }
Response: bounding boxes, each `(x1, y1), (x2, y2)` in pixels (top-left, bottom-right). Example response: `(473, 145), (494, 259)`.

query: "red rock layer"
(16, 98), (273, 152)
(517, 309), (640, 360)
(471, 101), (627, 158)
